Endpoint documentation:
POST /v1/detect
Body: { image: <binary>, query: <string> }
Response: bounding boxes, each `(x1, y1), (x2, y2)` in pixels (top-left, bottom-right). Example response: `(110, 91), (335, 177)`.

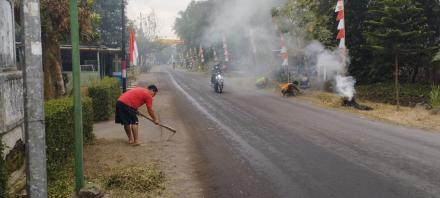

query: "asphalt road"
(156, 66), (440, 198)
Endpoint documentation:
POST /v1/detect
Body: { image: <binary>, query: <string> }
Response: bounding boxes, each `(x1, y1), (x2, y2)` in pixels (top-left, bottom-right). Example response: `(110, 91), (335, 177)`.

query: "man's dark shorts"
(115, 101), (139, 125)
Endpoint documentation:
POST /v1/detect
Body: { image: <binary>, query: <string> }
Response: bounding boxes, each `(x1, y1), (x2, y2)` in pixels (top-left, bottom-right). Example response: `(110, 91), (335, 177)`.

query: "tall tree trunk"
(42, 39), (56, 99)
(395, 54), (400, 110)
(42, 36), (66, 99)
(412, 66), (419, 83)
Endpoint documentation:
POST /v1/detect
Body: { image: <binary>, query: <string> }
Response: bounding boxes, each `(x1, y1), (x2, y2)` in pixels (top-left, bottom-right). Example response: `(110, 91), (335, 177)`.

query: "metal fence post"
(69, 0), (85, 193)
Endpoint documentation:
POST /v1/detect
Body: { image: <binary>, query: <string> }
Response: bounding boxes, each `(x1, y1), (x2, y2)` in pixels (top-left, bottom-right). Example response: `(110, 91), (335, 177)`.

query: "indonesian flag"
(129, 31), (139, 66)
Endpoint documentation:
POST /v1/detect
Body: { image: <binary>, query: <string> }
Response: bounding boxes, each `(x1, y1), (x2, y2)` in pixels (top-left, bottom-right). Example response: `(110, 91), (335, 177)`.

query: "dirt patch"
(296, 91), (440, 132)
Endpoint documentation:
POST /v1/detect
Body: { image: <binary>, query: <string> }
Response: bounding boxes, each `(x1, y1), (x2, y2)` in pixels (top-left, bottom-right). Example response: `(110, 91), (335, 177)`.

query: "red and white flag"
(129, 31), (139, 66)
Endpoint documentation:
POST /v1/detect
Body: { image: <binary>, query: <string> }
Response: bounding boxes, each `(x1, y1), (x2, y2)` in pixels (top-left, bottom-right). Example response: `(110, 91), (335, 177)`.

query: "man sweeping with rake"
(115, 85), (159, 145)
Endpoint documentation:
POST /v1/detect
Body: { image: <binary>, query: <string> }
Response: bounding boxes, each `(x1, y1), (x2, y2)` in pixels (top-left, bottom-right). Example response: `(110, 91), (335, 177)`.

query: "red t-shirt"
(118, 87), (153, 109)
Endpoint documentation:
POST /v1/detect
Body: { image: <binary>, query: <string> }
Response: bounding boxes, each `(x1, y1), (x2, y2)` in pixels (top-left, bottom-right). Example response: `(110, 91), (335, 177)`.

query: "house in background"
(60, 45), (121, 90)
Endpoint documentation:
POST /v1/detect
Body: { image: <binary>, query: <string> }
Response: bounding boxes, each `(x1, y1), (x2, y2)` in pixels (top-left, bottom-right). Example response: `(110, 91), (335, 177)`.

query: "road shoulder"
(83, 68), (203, 197)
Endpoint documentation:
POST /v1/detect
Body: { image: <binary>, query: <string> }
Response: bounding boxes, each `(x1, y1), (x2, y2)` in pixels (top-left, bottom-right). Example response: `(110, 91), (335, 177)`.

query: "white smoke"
(196, 0), (357, 98)
(305, 41), (356, 99)
(201, 0), (281, 75)
(335, 75), (356, 100)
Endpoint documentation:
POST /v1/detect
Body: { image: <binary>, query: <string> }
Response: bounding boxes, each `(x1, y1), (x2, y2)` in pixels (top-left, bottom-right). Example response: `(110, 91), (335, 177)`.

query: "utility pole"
(121, 0), (127, 92)
(21, 0), (47, 196)
(69, 0), (85, 192)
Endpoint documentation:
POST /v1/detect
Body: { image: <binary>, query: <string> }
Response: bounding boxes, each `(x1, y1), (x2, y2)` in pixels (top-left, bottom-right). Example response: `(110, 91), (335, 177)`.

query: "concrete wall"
(0, 0), (16, 71)
(0, 0), (24, 159)
(0, 72), (24, 157)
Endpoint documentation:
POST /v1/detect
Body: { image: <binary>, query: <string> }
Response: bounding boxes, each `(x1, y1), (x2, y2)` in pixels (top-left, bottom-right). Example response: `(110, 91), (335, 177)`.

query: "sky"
(127, 0), (193, 39)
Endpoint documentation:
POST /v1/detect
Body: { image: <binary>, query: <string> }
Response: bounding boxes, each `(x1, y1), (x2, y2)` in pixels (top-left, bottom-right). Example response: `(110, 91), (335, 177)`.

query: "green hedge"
(88, 77), (121, 121)
(0, 142), (7, 198)
(356, 83), (431, 106)
(45, 97), (94, 175)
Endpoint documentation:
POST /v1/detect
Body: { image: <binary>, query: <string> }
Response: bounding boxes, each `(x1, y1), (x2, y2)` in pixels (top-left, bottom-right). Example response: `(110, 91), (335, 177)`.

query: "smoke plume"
(197, 0), (356, 98)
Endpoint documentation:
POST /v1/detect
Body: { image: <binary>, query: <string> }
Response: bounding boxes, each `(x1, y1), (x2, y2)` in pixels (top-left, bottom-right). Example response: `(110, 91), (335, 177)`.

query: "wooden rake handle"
(137, 112), (177, 133)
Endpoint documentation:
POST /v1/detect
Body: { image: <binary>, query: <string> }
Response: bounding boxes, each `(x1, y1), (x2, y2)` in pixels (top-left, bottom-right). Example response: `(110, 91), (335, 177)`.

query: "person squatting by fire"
(280, 81), (301, 97)
(115, 85), (159, 146)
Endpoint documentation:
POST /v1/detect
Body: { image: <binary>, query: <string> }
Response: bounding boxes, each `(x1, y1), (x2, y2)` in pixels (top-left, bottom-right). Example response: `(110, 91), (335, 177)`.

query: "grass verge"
(296, 91), (440, 132)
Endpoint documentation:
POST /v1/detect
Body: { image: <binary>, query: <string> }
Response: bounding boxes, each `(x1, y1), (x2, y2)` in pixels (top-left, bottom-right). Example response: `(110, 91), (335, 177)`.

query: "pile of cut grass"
(105, 166), (166, 194)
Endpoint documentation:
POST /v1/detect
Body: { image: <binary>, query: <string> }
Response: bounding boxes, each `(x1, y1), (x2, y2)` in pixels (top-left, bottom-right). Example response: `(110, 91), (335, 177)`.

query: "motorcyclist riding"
(211, 63), (222, 84)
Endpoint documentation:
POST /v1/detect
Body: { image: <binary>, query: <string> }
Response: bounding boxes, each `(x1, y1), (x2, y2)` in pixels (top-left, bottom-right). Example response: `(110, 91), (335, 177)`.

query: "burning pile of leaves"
(104, 166), (166, 193)
(342, 97), (373, 111)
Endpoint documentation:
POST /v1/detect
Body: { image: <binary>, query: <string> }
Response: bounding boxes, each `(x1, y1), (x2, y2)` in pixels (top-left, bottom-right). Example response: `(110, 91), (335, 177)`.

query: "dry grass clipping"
(297, 91), (440, 132)
(104, 166), (166, 194)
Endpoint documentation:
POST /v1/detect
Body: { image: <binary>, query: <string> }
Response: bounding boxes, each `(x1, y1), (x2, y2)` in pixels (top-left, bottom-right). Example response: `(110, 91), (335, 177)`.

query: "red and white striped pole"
(336, 0), (347, 66)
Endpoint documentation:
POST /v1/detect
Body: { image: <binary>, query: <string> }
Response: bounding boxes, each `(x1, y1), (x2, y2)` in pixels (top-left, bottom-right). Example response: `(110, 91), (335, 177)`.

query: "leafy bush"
(431, 85), (440, 108)
(0, 142), (7, 198)
(45, 97), (94, 175)
(88, 77), (121, 121)
(48, 159), (74, 198)
(356, 83), (431, 106)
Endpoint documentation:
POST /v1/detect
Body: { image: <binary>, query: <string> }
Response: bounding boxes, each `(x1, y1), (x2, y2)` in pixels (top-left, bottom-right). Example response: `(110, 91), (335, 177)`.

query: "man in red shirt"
(115, 85), (159, 145)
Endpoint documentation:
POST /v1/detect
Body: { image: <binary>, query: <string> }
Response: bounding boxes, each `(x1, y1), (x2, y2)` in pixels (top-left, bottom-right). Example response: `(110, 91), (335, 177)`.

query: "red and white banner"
(335, 0), (346, 50)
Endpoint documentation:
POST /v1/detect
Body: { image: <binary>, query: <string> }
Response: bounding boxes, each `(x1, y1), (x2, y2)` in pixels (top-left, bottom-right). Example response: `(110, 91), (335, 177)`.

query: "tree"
(174, 0), (213, 46)
(272, 0), (334, 46)
(40, 0), (98, 99)
(93, 0), (127, 47)
(174, 0), (215, 68)
(434, 50), (440, 64)
(364, 0), (435, 109)
(345, 0), (372, 83)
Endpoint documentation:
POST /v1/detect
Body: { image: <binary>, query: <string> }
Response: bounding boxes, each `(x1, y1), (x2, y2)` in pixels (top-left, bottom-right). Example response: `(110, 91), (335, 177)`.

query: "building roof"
(60, 45), (121, 53)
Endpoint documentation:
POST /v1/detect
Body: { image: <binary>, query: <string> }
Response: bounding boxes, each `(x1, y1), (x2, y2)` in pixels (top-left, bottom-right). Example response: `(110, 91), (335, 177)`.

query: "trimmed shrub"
(45, 97), (94, 175)
(88, 77), (121, 121)
(356, 83), (431, 106)
(0, 142), (7, 198)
